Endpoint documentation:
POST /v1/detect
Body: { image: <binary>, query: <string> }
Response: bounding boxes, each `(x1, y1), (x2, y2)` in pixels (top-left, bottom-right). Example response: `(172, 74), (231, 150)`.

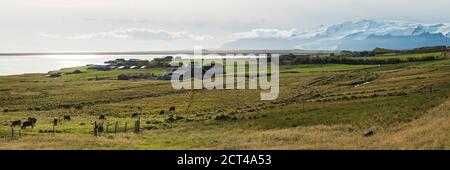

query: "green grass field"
(280, 64), (379, 73)
(1, 53), (450, 149)
(348, 52), (443, 61)
(52, 66), (168, 79)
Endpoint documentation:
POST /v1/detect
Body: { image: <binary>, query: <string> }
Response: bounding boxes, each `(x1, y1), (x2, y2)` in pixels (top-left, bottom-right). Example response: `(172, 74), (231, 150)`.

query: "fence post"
(106, 123), (110, 133)
(11, 128), (14, 140)
(302, 101), (305, 111)
(93, 121), (98, 137)
(134, 117), (140, 133)
(18, 130), (21, 138)
(114, 122), (118, 134)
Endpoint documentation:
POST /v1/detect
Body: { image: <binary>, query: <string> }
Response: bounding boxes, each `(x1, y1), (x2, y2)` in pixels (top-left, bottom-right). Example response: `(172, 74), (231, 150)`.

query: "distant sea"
(0, 54), (176, 76)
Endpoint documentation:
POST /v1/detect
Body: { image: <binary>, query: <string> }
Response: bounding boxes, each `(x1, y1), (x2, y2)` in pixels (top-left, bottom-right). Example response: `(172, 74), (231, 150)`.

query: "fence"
(93, 117), (141, 137)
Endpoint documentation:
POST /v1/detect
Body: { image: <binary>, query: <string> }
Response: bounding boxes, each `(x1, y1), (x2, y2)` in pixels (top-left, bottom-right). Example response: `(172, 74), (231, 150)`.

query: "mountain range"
(221, 20), (450, 51)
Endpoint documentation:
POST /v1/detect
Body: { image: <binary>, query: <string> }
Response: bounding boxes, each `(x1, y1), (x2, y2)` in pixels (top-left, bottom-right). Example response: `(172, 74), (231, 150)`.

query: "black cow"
(21, 120), (34, 129)
(64, 115), (71, 121)
(169, 106), (176, 112)
(28, 117), (37, 126)
(99, 115), (106, 120)
(364, 131), (375, 137)
(52, 117), (59, 126)
(131, 112), (140, 118)
(159, 110), (165, 115)
(10, 120), (21, 128)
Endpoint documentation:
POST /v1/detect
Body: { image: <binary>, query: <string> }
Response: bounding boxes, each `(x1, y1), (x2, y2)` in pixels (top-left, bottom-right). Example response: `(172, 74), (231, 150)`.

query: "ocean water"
(0, 54), (172, 76)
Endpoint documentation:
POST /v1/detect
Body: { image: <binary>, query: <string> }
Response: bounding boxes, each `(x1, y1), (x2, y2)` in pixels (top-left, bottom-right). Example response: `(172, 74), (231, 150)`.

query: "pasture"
(0, 55), (450, 149)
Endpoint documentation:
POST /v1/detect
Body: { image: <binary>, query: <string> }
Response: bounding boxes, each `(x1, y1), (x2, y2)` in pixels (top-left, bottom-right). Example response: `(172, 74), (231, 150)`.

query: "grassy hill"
(0, 52), (449, 149)
(50, 66), (168, 79)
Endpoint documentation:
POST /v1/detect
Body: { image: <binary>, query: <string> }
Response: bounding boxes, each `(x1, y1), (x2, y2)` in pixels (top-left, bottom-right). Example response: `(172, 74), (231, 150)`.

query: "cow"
(97, 125), (104, 133)
(28, 117), (37, 126)
(131, 112), (140, 118)
(169, 106), (176, 112)
(52, 117), (59, 126)
(74, 104), (83, 110)
(21, 120), (34, 129)
(10, 120), (21, 128)
(364, 131), (375, 137)
(159, 110), (165, 115)
(64, 115), (71, 121)
(99, 115), (106, 120)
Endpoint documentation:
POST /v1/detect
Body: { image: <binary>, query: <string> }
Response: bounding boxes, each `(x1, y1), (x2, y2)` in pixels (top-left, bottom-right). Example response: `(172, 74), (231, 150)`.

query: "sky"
(1, 0), (450, 52)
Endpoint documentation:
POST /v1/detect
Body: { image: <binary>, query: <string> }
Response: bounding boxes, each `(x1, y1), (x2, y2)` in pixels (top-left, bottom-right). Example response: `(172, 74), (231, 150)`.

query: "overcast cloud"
(1, 0), (450, 51)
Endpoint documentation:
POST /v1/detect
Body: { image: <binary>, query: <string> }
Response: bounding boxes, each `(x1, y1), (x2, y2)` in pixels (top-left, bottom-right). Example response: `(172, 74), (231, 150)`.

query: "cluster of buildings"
(87, 58), (150, 70)
(84, 56), (221, 81)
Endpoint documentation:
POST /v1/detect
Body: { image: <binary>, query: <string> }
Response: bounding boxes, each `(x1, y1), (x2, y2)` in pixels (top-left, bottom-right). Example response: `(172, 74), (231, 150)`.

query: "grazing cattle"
(99, 115), (106, 120)
(52, 117), (59, 126)
(21, 121), (34, 129)
(28, 117), (37, 126)
(97, 125), (104, 133)
(165, 115), (176, 123)
(169, 106), (176, 112)
(131, 112), (140, 118)
(10, 120), (21, 128)
(364, 131), (375, 137)
(159, 110), (165, 115)
(74, 104), (83, 110)
(64, 115), (71, 121)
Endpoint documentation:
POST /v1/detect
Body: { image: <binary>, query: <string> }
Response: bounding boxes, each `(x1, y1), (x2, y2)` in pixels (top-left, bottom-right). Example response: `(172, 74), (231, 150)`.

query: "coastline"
(0, 49), (322, 56)
(0, 54), (169, 76)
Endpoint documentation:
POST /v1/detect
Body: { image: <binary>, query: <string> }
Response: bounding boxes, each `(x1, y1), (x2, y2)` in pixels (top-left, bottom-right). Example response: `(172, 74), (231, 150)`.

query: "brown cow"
(64, 115), (71, 121)
(99, 115), (106, 120)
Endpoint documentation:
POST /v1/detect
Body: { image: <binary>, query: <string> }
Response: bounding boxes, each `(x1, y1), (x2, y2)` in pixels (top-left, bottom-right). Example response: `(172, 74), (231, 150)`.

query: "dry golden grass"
(372, 100), (450, 149)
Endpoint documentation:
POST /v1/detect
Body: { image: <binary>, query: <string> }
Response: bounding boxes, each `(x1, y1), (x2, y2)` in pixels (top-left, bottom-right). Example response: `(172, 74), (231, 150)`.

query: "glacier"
(221, 20), (450, 51)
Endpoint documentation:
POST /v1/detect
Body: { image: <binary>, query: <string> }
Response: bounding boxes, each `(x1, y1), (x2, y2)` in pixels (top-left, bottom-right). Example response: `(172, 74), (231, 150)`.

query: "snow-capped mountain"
(221, 20), (450, 51)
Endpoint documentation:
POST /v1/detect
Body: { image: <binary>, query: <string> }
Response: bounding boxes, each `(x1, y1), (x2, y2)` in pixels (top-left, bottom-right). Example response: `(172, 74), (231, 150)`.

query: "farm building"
(87, 64), (111, 70)
(115, 66), (126, 70)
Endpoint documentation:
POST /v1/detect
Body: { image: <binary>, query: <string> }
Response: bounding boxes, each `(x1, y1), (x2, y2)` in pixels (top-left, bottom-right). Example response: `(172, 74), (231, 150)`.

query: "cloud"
(41, 28), (214, 41)
(233, 28), (298, 39)
(39, 32), (62, 39)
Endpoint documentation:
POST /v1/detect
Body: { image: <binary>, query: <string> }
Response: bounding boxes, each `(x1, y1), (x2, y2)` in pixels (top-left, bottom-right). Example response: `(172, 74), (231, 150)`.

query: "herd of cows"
(10, 117), (37, 129)
(8, 106), (177, 130)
